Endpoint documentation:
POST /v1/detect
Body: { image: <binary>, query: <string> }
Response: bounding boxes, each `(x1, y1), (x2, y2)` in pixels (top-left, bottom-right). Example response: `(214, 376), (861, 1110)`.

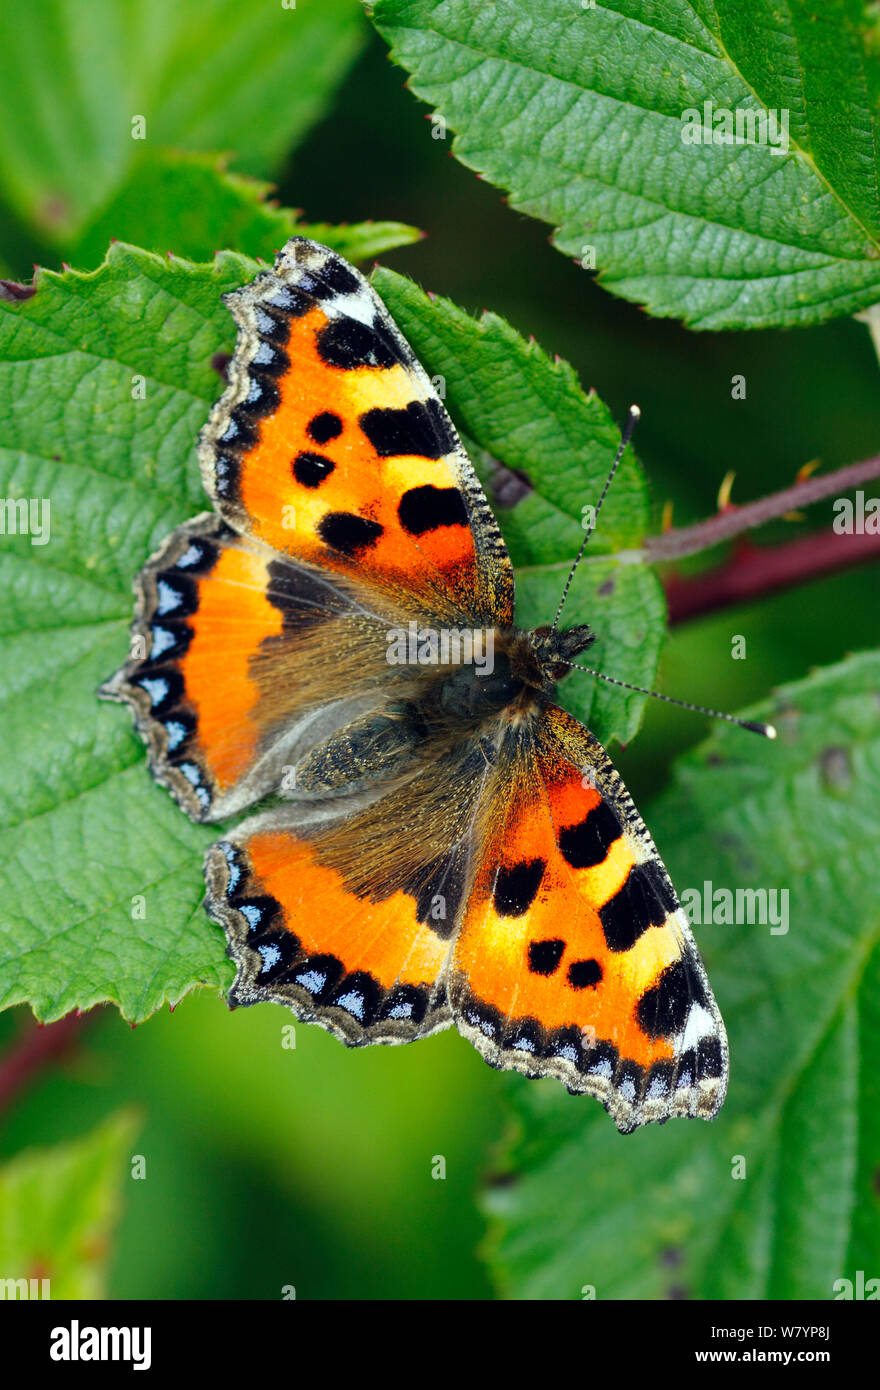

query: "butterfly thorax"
(423, 622), (596, 730)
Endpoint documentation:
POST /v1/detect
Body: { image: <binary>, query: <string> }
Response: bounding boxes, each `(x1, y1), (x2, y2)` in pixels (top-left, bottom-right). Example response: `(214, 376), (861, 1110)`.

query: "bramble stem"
(0, 1011), (96, 1114)
(645, 455), (880, 562)
(665, 527), (880, 625)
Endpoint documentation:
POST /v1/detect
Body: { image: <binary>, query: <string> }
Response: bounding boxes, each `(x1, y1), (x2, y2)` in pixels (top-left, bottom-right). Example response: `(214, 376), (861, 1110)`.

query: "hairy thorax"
(425, 622), (596, 732)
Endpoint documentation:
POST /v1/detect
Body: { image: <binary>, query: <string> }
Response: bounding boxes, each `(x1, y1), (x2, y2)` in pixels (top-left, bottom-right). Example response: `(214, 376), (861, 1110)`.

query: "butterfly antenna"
(552, 404), (641, 632)
(556, 660), (777, 739)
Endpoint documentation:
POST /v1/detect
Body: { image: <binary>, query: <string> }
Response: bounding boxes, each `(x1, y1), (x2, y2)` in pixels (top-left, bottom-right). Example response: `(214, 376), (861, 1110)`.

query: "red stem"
(646, 455), (880, 562)
(0, 1011), (95, 1115)
(665, 528), (880, 624)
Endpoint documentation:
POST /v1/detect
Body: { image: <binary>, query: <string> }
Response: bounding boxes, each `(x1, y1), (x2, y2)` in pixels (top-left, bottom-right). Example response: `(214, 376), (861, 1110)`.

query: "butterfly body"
(103, 238), (728, 1133)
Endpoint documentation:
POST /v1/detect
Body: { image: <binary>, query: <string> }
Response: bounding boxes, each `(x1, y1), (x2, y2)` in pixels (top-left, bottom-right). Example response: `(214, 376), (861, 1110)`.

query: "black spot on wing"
(248, 341), (290, 379)
(697, 1035), (724, 1080)
(310, 256), (361, 299)
(599, 863), (678, 953)
(359, 398), (457, 459)
(259, 283), (312, 321)
(292, 451), (335, 488)
(527, 938), (565, 976)
(493, 859), (546, 917)
(636, 954), (708, 1039)
(237, 376), (281, 421)
(558, 800), (622, 869)
(567, 958), (602, 989)
(398, 485), (468, 536)
(217, 411), (258, 453)
(317, 511), (384, 556)
(317, 318), (400, 370)
(213, 453), (240, 501)
(307, 411), (343, 444)
(676, 1048), (697, 1089)
(255, 310), (295, 345)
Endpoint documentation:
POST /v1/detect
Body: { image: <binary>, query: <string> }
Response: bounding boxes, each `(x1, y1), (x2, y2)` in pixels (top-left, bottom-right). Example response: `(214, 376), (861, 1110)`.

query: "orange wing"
(205, 826), (454, 1045)
(201, 737), (499, 1043)
(198, 238), (513, 627)
(101, 513), (424, 821)
(450, 706), (728, 1133)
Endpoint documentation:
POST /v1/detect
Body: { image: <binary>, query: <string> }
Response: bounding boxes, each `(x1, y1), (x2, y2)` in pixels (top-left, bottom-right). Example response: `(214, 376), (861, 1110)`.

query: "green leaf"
(0, 244), (256, 1024)
(0, 0), (365, 250)
(372, 0), (880, 330)
(0, 242), (662, 1024)
(71, 151), (422, 270)
(374, 267), (664, 742)
(0, 1111), (139, 1299)
(483, 650), (880, 1300)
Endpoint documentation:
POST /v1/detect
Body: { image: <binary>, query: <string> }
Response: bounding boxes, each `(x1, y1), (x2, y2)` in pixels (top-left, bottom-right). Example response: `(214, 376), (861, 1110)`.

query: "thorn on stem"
(717, 470), (736, 511)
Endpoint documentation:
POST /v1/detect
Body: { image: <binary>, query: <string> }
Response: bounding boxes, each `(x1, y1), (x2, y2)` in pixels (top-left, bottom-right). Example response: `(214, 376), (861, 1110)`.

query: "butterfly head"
(529, 622), (596, 682)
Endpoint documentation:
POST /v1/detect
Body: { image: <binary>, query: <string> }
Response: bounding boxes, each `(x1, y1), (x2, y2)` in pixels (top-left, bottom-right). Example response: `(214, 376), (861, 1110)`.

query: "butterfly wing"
(450, 705), (728, 1132)
(101, 513), (426, 820)
(198, 237), (513, 626)
(204, 739), (497, 1044)
(103, 238), (515, 821)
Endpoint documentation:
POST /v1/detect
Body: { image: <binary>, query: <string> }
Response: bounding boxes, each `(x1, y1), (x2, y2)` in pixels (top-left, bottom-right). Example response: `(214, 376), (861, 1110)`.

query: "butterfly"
(102, 237), (728, 1133)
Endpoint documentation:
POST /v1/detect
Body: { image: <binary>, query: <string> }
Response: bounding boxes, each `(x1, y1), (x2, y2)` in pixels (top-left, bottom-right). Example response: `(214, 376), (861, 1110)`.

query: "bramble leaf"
(371, 0), (880, 329)
(0, 0), (366, 251)
(71, 151), (421, 270)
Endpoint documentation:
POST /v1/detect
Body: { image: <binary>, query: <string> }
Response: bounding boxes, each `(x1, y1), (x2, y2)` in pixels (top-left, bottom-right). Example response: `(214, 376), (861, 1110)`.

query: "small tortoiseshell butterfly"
(104, 238), (736, 1133)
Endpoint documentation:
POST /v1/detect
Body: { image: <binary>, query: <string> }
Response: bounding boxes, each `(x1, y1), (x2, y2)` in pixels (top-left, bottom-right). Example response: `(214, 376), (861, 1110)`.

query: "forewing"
(198, 237), (514, 627)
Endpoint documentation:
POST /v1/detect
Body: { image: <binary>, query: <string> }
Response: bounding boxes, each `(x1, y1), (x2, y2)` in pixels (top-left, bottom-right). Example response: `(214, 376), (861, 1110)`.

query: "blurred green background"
(1, 3), (878, 1300)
